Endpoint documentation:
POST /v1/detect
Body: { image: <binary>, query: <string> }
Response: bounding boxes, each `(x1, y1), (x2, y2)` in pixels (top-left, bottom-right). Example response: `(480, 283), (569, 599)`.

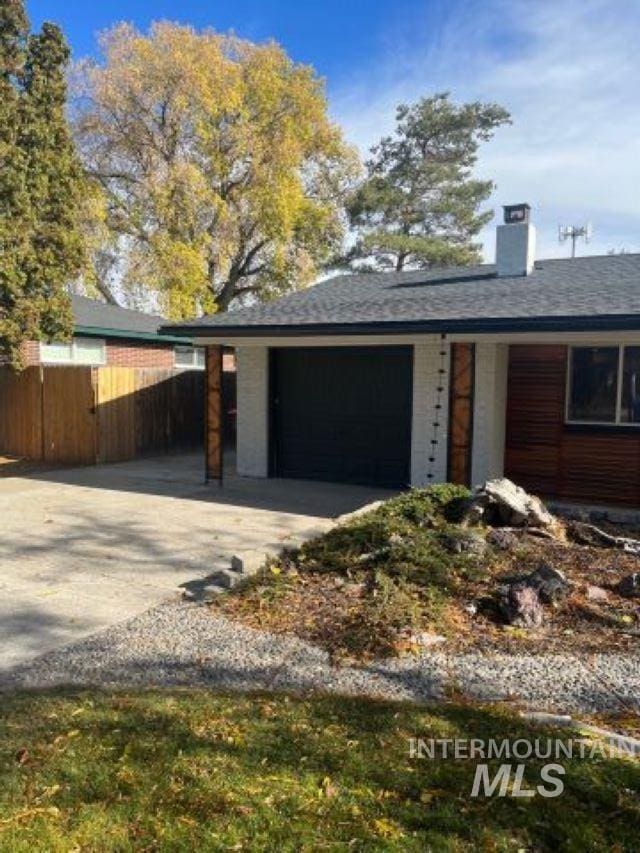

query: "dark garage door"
(270, 346), (413, 487)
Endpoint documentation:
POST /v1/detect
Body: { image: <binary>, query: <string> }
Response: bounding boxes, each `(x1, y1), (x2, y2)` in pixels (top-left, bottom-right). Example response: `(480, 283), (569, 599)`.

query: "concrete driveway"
(0, 452), (391, 673)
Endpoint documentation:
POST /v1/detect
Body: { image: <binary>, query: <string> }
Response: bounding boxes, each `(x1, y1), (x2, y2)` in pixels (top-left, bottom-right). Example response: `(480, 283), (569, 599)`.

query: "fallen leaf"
(15, 748), (29, 765)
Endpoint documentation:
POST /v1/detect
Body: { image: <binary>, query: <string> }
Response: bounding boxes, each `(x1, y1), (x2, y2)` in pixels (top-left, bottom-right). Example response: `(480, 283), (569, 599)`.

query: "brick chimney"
(496, 203), (536, 276)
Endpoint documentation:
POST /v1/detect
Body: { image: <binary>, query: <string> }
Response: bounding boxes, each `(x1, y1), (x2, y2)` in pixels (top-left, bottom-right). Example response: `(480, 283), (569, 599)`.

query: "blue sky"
(30, 0), (640, 260)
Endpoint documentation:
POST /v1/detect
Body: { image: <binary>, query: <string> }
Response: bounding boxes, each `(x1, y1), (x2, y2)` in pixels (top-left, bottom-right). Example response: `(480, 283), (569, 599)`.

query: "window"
(40, 337), (106, 366)
(621, 347), (640, 423)
(40, 341), (73, 364)
(567, 345), (640, 425)
(175, 345), (205, 370)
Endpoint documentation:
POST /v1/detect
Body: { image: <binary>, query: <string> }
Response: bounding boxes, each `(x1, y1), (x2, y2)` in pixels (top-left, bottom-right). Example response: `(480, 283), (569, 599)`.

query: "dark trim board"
(164, 313), (640, 339)
(75, 325), (192, 345)
(267, 347), (278, 479)
(269, 345), (414, 488)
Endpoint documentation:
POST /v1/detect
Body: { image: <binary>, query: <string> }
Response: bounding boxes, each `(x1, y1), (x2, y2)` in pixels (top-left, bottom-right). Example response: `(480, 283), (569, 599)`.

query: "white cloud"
(330, 0), (640, 260)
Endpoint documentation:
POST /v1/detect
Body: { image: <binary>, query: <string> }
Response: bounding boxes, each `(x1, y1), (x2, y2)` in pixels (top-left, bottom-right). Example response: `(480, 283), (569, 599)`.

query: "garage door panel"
(271, 347), (412, 487)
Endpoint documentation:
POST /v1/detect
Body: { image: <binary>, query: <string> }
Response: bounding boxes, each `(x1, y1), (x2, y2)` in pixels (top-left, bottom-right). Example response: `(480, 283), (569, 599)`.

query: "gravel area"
(2, 600), (639, 714)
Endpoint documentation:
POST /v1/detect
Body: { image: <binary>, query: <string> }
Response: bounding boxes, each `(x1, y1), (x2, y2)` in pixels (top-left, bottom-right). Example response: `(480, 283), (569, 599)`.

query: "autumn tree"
(0, 0), (84, 367)
(73, 23), (359, 318)
(344, 93), (511, 272)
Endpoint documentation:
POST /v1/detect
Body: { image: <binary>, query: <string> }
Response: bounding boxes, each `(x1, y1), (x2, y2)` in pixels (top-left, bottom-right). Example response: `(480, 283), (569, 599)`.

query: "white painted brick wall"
(236, 340), (496, 490)
(411, 342), (450, 486)
(471, 342), (508, 487)
(236, 346), (269, 477)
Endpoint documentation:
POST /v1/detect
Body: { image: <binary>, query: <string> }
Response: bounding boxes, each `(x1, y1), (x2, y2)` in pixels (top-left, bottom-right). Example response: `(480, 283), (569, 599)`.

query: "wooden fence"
(0, 365), (204, 465)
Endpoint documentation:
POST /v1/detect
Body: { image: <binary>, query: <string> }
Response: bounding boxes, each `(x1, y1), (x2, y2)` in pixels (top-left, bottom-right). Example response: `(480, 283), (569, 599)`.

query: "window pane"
(569, 346), (618, 423)
(621, 346), (640, 423)
(175, 345), (194, 367)
(40, 342), (73, 363)
(74, 337), (105, 365)
(195, 347), (206, 368)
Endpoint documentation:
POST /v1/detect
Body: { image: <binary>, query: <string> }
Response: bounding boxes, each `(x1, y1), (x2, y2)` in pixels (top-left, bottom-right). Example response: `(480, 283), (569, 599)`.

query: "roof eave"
(74, 324), (192, 345)
(160, 314), (640, 339)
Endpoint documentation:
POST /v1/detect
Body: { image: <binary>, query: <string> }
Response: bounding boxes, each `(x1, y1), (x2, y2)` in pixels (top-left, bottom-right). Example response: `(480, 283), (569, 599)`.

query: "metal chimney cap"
(503, 203), (531, 225)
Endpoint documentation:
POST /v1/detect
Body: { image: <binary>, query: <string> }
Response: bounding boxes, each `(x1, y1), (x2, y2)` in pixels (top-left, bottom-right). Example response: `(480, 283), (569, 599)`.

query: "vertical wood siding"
(505, 344), (640, 505)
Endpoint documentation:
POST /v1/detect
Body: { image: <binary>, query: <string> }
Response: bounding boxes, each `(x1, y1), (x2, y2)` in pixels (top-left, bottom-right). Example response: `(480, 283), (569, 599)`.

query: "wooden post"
(447, 342), (475, 487)
(205, 345), (223, 483)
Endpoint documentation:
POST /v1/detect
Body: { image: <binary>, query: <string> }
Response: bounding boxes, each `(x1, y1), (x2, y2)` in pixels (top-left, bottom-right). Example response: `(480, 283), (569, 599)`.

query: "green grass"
(1, 690), (639, 851)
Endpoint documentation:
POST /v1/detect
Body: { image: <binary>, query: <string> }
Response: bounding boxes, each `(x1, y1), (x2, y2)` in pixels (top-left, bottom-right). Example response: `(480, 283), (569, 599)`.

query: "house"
(21, 294), (207, 371)
(164, 204), (640, 507)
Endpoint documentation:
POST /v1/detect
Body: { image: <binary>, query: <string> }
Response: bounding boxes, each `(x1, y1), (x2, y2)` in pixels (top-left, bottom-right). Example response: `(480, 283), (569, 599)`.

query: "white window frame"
(174, 345), (206, 370)
(565, 344), (640, 427)
(40, 336), (106, 366)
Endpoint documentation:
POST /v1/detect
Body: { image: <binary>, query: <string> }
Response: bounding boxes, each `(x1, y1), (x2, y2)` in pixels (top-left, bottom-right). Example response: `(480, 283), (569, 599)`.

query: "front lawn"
(1, 690), (639, 850)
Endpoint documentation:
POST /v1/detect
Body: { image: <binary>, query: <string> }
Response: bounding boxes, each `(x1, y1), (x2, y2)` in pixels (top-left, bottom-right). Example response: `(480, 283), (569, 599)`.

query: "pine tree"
(0, 1), (83, 368)
(345, 93), (511, 272)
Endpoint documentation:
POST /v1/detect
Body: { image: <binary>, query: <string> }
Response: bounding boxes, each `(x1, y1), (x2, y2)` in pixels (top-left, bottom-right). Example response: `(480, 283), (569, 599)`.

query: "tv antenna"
(558, 223), (592, 258)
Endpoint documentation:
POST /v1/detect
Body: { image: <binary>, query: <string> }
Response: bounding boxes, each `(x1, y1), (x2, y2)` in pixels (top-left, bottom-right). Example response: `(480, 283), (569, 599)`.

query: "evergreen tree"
(0, 1), (83, 368)
(345, 93), (511, 272)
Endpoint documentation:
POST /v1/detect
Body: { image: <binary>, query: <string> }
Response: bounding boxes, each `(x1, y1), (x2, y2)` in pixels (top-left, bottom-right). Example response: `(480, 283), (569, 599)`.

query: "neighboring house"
(21, 295), (206, 370)
(165, 204), (640, 506)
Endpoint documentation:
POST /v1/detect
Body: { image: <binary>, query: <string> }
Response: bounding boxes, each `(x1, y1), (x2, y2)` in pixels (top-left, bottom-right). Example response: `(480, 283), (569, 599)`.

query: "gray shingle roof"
(71, 294), (166, 336)
(162, 253), (640, 337)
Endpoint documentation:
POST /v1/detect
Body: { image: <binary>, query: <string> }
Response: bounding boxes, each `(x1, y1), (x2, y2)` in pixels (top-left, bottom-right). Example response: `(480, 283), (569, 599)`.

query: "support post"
(205, 345), (223, 484)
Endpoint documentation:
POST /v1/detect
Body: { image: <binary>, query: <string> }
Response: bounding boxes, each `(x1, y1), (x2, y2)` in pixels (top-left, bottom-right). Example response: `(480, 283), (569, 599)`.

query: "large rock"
(497, 564), (567, 628)
(499, 583), (544, 628)
(523, 564), (569, 604)
(465, 478), (555, 529)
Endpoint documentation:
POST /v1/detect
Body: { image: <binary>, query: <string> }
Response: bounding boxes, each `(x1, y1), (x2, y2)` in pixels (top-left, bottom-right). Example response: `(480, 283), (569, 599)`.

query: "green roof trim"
(73, 325), (194, 345)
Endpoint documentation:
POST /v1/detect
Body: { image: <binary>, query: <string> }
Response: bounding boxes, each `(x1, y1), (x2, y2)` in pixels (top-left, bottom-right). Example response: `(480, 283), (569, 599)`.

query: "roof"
(71, 295), (190, 344)
(162, 254), (640, 337)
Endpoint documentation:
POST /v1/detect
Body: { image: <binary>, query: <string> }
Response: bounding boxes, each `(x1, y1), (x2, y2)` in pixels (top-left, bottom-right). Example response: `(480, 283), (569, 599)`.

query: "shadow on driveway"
(0, 451), (394, 673)
(12, 450), (394, 518)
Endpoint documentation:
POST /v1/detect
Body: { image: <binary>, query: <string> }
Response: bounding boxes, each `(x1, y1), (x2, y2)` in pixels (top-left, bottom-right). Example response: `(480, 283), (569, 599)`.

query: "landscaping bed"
(214, 482), (640, 663)
(1, 689), (639, 851)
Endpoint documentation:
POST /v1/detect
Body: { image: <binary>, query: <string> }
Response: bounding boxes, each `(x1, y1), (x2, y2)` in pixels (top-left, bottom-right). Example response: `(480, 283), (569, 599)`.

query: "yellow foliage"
(74, 22), (360, 319)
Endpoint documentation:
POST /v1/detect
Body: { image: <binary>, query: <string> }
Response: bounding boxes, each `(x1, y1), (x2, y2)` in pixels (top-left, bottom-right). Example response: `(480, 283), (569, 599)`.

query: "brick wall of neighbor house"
(20, 340), (41, 367)
(105, 340), (175, 369)
(22, 337), (178, 369)
(504, 344), (640, 506)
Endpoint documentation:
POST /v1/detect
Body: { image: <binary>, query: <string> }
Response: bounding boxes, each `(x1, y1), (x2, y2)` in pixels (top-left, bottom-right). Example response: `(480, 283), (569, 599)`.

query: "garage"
(269, 346), (413, 487)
